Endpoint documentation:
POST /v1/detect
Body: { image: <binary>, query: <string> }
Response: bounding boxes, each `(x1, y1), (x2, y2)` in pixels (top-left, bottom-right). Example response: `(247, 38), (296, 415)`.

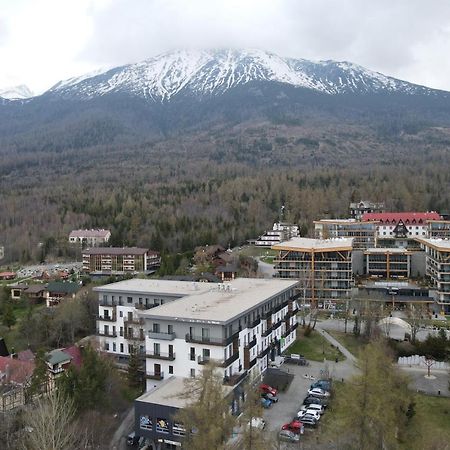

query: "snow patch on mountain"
(47, 49), (439, 102)
(0, 84), (34, 100)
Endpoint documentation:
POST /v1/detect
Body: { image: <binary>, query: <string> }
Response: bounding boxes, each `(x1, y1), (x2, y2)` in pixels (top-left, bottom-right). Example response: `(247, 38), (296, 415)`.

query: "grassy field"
(238, 245), (277, 259)
(286, 329), (345, 362)
(327, 330), (368, 358)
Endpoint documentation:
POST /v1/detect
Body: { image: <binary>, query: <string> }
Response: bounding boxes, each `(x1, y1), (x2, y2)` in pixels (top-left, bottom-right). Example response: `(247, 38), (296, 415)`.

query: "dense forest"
(1, 117), (450, 265)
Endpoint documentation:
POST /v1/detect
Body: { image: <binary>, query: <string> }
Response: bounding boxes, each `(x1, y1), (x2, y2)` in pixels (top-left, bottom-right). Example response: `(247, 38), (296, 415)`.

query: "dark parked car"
(262, 392), (279, 403)
(303, 396), (328, 407)
(310, 379), (332, 391)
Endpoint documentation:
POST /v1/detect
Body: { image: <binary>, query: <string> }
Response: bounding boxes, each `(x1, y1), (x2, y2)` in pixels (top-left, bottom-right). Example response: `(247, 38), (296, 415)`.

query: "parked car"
(303, 396), (328, 407)
(261, 398), (272, 409)
(260, 383), (278, 396)
(278, 429), (301, 443)
(298, 404), (325, 415)
(281, 420), (304, 435)
(310, 379), (332, 391)
(300, 415), (318, 428)
(297, 409), (321, 421)
(307, 387), (331, 398)
(261, 392), (278, 403)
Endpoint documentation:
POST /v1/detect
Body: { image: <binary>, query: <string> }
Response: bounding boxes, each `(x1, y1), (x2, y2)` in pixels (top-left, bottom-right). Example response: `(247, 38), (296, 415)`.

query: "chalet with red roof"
(362, 212), (441, 239)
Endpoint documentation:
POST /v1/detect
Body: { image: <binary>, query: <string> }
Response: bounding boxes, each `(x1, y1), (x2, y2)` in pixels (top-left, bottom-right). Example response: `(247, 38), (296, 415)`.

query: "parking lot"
(261, 357), (358, 448)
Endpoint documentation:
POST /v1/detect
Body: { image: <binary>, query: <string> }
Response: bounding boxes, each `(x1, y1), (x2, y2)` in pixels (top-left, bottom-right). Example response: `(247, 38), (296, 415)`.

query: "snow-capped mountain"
(48, 49), (440, 102)
(0, 84), (34, 100)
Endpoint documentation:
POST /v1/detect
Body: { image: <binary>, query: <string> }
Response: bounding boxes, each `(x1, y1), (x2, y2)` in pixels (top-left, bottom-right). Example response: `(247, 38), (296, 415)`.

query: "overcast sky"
(1, 0), (450, 94)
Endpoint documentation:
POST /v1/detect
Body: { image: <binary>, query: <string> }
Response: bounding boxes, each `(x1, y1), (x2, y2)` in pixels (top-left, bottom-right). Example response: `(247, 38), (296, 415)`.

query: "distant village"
(1, 200), (449, 447)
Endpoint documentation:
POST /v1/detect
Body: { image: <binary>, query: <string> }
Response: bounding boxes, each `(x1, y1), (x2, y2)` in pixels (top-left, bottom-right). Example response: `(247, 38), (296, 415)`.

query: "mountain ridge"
(45, 49), (446, 102)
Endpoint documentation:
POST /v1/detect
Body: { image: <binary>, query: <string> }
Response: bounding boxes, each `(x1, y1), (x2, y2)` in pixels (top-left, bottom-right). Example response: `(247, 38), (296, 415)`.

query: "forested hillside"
(1, 118), (450, 265)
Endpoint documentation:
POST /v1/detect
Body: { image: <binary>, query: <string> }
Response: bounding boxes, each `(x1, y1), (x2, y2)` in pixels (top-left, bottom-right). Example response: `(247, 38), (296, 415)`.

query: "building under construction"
(272, 237), (353, 308)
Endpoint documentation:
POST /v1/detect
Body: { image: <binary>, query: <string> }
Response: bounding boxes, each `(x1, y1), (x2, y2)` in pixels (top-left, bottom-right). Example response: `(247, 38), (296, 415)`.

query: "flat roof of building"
(93, 278), (214, 296)
(416, 238), (450, 251)
(364, 248), (411, 254)
(138, 278), (299, 324)
(83, 247), (150, 255)
(136, 376), (233, 409)
(272, 237), (353, 252)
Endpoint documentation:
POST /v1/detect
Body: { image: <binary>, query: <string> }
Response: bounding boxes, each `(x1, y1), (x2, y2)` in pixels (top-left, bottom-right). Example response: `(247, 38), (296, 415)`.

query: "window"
(153, 323), (160, 333)
(112, 342), (116, 352)
(119, 311), (123, 318)
(105, 342), (109, 351)
(190, 347), (195, 361)
(169, 365), (173, 374)
(140, 415), (153, 431)
(120, 327), (123, 337)
(168, 324), (173, 334)
(173, 422), (186, 437)
(156, 418), (169, 434)
(120, 343), (124, 353)
(103, 295), (107, 302)
(153, 343), (160, 356)
(190, 369), (196, 378)
(127, 296), (133, 304)
(201, 328), (210, 341)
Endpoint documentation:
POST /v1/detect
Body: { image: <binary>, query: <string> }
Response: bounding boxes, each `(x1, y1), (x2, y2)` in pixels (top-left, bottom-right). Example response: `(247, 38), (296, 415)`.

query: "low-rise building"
(427, 220), (450, 239)
(314, 219), (377, 250)
(363, 212), (441, 239)
(69, 229), (111, 246)
(416, 238), (450, 313)
(82, 247), (160, 275)
(255, 222), (299, 247)
(349, 201), (385, 220)
(364, 248), (412, 279)
(273, 238), (353, 308)
(46, 281), (80, 307)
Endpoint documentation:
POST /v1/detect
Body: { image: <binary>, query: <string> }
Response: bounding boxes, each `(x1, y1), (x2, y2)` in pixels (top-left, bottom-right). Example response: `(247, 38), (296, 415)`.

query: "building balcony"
(134, 303), (147, 310)
(185, 333), (237, 347)
(124, 332), (145, 341)
(250, 317), (261, 329)
(146, 371), (164, 380)
(223, 370), (248, 386)
(245, 336), (257, 349)
(125, 317), (144, 326)
(97, 329), (117, 338)
(97, 314), (116, 322)
(222, 351), (239, 368)
(258, 346), (270, 359)
(146, 351), (175, 361)
(262, 326), (273, 338)
(148, 331), (176, 341)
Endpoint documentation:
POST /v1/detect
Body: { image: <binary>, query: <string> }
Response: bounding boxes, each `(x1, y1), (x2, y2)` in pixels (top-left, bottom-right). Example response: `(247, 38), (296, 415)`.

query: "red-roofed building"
(63, 346), (83, 369)
(0, 271), (16, 280)
(362, 212), (441, 239)
(0, 356), (35, 412)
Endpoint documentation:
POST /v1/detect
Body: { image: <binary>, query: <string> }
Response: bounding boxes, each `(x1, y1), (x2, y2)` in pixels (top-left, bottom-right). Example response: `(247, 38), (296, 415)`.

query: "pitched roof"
(46, 281), (80, 294)
(0, 357), (34, 385)
(362, 212), (441, 223)
(46, 349), (72, 366)
(82, 247), (149, 255)
(24, 284), (46, 294)
(69, 229), (111, 238)
(17, 349), (35, 362)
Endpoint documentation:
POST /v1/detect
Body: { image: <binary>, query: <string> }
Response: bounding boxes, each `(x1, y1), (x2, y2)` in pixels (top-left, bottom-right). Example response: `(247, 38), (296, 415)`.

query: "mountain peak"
(46, 49), (443, 102)
(0, 84), (34, 100)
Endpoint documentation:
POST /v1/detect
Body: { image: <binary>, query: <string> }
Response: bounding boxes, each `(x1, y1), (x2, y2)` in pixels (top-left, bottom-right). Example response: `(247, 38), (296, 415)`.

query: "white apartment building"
(255, 222), (299, 247)
(95, 278), (299, 390)
(68, 229), (111, 246)
(417, 238), (450, 313)
(362, 212), (441, 239)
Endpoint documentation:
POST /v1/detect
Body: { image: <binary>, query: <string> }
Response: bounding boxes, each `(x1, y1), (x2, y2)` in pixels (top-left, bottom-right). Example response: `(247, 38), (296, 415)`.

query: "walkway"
(315, 325), (357, 364)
